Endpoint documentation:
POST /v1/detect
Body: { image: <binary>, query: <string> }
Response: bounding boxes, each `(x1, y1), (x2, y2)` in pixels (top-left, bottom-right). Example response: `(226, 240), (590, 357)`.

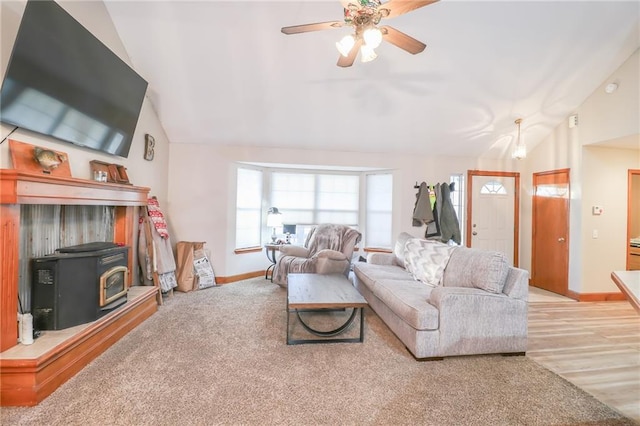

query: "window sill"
(363, 247), (392, 253)
(234, 247), (262, 255)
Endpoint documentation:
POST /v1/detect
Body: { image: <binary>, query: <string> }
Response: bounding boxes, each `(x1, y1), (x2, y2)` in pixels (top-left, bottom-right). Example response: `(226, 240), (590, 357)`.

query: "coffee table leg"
(295, 308), (358, 337)
(286, 307), (364, 344)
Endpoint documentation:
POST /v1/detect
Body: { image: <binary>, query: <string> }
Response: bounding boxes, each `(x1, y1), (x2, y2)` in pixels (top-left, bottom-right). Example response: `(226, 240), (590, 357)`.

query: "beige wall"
(581, 146), (638, 293)
(166, 143), (511, 277)
(580, 49), (640, 145)
(0, 1), (170, 204)
(522, 49), (640, 295)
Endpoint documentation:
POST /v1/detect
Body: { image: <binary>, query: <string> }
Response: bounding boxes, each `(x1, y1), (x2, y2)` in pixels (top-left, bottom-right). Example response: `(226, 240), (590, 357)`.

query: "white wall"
(522, 49), (640, 295)
(0, 1), (170, 204)
(167, 143), (508, 278)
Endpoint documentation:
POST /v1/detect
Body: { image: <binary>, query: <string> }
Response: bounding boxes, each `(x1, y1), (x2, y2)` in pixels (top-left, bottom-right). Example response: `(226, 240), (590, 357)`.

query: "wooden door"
(466, 171), (520, 266)
(627, 170), (640, 270)
(531, 169), (570, 295)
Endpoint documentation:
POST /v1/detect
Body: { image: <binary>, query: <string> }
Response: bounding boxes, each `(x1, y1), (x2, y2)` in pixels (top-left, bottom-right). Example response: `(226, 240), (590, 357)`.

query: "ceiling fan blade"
(380, 25), (426, 54)
(281, 21), (345, 35)
(381, 0), (439, 19)
(337, 38), (363, 68)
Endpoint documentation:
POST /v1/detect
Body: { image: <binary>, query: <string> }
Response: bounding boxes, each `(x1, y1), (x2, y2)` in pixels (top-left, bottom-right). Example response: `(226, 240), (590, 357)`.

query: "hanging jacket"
(439, 182), (461, 244)
(412, 182), (434, 226)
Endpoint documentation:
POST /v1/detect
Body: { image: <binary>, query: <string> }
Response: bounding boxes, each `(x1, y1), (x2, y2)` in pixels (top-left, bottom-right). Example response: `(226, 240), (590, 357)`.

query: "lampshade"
(266, 207), (283, 227)
(512, 118), (527, 160)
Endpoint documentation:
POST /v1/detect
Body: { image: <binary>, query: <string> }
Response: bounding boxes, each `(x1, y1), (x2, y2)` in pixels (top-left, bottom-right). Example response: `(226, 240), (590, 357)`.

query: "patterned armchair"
(272, 224), (362, 287)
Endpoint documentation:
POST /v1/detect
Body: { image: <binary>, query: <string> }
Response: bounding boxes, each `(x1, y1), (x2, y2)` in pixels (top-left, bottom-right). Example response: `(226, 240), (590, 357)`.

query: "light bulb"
(363, 28), (382, 49)
(360, 44), (377, 63)
(336, 35), (355, 57)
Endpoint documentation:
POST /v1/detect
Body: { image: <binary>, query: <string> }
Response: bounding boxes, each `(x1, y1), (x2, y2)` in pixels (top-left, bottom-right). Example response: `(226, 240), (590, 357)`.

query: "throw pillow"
(394, 232), (414, 266)
(403, 238), (457, 287)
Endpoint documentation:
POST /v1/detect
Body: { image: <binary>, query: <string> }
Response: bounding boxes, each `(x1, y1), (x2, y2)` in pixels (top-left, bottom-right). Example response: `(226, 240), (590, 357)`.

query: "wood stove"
(31, 242), (129, 330)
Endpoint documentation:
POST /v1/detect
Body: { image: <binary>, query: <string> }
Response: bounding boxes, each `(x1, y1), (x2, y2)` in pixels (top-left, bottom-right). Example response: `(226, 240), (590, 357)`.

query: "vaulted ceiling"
(105, 1), (640, 159)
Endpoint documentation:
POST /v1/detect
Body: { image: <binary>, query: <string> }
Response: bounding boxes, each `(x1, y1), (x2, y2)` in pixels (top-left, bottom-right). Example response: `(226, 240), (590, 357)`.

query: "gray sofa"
(352, 233), (528, 360)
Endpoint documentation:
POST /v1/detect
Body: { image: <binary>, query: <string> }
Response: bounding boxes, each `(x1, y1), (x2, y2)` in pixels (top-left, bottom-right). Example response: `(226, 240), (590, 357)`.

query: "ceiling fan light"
(336, 35), (355, 57)
(360, 44), (377, 63)
(363, 27), (383, 49)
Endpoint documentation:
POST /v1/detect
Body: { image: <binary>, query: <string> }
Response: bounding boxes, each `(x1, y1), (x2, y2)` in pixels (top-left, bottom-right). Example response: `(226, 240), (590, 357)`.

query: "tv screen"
(0, 0), (148, 158)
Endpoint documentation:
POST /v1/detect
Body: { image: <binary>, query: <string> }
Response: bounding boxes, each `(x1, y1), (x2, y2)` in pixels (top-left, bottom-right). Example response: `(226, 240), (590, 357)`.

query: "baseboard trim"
(566, 290), (628, 302)
(215, 270), (265, 285)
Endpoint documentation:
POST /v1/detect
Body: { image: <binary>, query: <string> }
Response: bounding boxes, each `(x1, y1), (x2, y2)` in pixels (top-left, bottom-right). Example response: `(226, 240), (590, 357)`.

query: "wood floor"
(527, 287), (640, 423)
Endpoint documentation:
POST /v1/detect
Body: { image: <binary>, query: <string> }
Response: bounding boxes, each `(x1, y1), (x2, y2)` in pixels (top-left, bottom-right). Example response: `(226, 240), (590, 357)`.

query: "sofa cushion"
(373, 278), (440, 330)
(353, 262), (412, 293)
(393, 232), (414, 266)
(442, 247), (510, 294)
(403, 238), (457, 287)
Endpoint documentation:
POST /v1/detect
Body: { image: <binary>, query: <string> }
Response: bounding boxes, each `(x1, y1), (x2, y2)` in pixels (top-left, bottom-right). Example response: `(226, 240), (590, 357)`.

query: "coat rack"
(414, 181), (455, 191)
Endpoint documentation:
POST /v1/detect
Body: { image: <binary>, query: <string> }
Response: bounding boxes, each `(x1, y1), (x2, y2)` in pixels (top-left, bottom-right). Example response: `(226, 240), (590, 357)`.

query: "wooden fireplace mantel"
(0, 169), (158, 406)
(0, 169), (149, 205)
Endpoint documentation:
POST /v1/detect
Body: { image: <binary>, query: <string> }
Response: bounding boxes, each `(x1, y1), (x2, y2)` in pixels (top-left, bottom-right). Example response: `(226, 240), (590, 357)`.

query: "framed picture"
(89, 160), (130, 184)
(144, 134), (155, 161)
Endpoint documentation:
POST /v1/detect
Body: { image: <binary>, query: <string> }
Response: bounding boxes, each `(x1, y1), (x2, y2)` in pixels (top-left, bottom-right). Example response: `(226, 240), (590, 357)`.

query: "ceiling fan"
(281, 0), (439, 67)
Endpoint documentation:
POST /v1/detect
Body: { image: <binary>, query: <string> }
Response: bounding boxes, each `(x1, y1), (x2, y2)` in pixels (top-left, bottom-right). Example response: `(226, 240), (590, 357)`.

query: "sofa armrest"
(279, 245), (310, 258)
(314, 249), (348, 261)
(428, 285), (528, 354)
(502, 267), (529, 302)
(429, 286), (509, 310)
(366, 252), (397, 266)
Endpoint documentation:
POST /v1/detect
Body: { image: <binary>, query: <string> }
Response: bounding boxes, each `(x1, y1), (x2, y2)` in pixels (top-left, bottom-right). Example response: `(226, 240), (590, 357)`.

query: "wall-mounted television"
(0, 0), (148, 158)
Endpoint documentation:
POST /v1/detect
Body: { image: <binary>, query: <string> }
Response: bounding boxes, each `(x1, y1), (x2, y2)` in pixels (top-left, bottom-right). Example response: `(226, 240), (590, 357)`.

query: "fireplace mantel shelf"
(0, 168), (156, 406)
(0, 169), (150, 206)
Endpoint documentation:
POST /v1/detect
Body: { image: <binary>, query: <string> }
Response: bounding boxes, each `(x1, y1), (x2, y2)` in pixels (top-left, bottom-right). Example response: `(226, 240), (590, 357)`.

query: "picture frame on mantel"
(90, 160), (131, 184)
(144, 134), (155, 161)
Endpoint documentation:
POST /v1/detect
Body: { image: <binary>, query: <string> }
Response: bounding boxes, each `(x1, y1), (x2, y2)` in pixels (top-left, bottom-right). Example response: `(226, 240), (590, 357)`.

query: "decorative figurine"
(34, 146), (66, 173)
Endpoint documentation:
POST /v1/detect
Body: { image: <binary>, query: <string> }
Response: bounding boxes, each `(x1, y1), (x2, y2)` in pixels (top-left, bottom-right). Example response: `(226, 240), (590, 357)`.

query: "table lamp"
(266, 207), (283, 243)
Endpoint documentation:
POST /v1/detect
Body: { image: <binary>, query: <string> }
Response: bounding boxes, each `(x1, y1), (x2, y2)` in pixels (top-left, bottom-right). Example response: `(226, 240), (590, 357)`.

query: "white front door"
(470, 175), (516, 263)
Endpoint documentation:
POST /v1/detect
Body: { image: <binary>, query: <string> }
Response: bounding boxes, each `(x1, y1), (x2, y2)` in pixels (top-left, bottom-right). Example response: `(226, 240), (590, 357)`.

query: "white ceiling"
(104, 1), (640, 159)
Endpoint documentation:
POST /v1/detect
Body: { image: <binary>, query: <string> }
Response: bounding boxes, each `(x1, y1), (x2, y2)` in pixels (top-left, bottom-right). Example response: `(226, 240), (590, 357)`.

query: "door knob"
(472, 231), (478, 236)
(558, 237), (565, 242)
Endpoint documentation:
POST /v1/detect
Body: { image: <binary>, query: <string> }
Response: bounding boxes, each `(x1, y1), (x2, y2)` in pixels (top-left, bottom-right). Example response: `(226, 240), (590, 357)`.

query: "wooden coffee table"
(286, 273), (368, 345)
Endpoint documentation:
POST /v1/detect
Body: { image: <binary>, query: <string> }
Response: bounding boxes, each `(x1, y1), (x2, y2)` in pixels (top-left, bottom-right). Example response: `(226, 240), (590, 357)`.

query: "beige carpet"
(1, 278), (634, 426)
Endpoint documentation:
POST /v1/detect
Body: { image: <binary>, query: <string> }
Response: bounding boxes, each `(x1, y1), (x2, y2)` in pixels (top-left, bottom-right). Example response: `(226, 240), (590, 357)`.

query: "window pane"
(480, 180), (507, 195)
(236, 168), (262, 248)
(272, 173), (314, 210)
(366, 173), (392, 248)
(271, 172), (359, 226)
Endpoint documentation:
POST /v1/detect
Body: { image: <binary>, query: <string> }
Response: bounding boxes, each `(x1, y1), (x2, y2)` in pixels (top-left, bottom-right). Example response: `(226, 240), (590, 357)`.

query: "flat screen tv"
(0, 0), (148, 158)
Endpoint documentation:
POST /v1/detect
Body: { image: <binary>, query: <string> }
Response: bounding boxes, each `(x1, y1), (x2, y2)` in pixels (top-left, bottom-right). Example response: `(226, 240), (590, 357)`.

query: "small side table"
(264, 244), (281, 282)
